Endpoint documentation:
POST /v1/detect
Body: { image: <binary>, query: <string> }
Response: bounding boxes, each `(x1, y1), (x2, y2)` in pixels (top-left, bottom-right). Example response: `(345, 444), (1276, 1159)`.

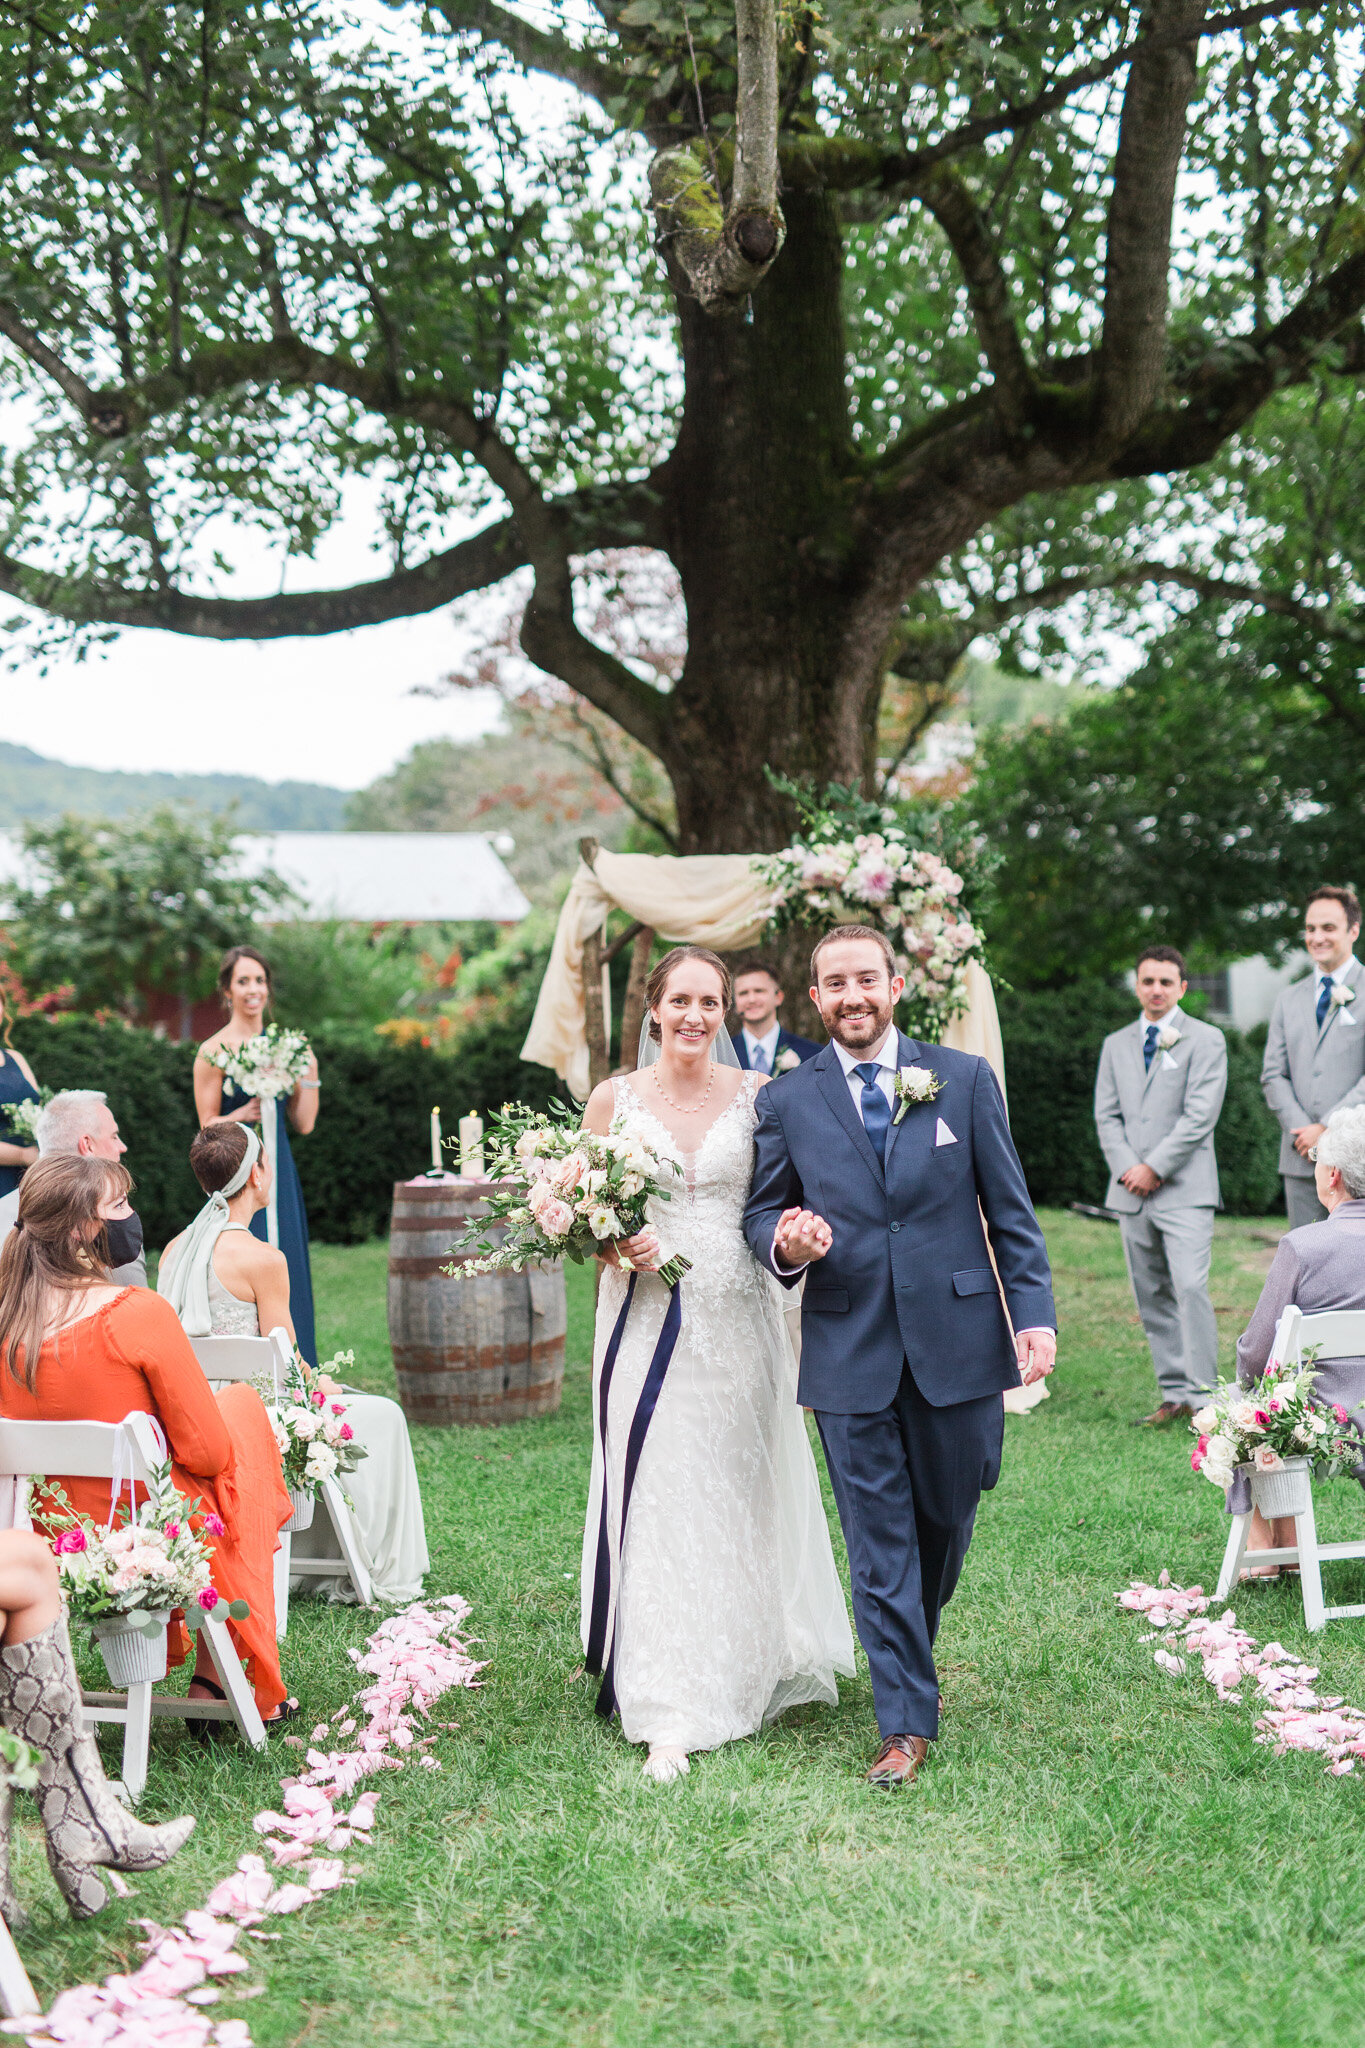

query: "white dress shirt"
(743, 1022), (782, 1073)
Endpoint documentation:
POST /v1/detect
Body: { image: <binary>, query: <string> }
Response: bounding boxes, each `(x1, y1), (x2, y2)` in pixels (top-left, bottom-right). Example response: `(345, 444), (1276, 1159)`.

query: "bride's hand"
(602, 1228), (661, 1271)
(774, 1208), (832, 1269)
(221, 1098), (261, 1125)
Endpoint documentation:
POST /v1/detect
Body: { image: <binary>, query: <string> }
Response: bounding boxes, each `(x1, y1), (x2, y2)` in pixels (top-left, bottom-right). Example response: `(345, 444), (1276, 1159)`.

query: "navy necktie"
(1317, 978), (1333, 1029)
(853, 1062), (891, 1163)
(1143, 1023), (1159, 1072)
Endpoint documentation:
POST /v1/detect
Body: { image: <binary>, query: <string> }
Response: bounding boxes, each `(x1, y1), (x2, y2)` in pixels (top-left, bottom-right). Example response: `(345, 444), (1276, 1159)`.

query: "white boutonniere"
(774, 1047), (802, 1074)
(1156, 1025), (1182, 1053)
(892, 1064), (942, 1123)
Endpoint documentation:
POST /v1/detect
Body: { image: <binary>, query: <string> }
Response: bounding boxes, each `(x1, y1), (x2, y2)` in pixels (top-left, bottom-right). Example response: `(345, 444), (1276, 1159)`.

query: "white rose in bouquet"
(304, 1443), (338, 1482)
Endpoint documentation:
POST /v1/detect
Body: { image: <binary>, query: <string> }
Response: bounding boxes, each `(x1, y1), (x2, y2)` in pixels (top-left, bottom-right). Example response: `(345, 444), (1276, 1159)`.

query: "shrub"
(996, 983), (1283, 1216)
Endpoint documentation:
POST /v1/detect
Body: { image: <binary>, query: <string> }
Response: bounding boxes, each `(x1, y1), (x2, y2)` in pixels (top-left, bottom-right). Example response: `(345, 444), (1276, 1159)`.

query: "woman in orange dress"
(0, 1154), (294, 1719)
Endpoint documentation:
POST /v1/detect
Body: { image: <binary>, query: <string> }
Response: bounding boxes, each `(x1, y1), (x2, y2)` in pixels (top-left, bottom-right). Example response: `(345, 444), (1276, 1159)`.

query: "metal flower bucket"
(91, 1611), (171, 1689)
(1248, 1454), (1313, 1519)
(284, 1485), (315, 1534)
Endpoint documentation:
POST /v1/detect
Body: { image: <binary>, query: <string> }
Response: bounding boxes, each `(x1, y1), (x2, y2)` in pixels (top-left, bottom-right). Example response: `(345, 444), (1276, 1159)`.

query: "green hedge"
(9, 1010), (563, 1248)
(8, 981), (1285, 1245)
(996, 984), (1283, 1217)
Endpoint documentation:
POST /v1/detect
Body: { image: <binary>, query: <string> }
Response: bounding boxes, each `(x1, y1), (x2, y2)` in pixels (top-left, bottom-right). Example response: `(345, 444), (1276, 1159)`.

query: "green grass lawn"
(16, 1211), (1365, 2046)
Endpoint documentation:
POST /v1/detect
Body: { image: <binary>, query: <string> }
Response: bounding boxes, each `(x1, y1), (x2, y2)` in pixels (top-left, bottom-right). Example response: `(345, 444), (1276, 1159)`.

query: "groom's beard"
(822, 999), (895, 1053)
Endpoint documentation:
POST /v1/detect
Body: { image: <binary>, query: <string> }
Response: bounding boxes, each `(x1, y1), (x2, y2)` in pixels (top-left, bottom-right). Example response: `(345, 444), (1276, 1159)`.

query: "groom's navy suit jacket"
(743, 1033), (1055, 1414)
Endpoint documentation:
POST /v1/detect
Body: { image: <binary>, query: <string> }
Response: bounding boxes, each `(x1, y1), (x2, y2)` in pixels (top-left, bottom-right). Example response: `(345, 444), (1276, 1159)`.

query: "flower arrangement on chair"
(268, 1350), (366, 1533)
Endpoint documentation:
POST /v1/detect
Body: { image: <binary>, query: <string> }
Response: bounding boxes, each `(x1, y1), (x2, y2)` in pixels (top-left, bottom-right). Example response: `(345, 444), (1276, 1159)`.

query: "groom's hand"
(774, 1208), (832, 1270)
(1015, 1328), (1056, 1385)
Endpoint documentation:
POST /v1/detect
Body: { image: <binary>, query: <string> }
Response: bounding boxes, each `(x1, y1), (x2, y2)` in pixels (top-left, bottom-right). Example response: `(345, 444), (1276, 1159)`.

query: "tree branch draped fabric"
(521, 850), (1005, 1104)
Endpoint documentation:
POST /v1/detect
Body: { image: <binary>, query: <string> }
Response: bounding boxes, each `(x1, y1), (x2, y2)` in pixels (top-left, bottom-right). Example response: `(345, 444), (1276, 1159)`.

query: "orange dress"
(0, 1288), (291, 1713)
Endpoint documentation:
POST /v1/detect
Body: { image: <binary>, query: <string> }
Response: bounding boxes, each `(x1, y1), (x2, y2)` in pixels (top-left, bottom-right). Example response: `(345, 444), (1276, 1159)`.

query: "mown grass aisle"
(16, 1213), (1365, 2045)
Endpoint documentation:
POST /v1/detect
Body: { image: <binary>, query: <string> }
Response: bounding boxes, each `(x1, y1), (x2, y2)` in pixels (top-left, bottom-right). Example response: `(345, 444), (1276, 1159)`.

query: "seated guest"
(730, 961), (821, 1072)
(161, 1122), (429, 1604)
(1236, 1104), (1365, 1569)
(0, 1528), (193, 1920)
(0, 1090), (145, 1287)
(0, 1155), (294, 1720)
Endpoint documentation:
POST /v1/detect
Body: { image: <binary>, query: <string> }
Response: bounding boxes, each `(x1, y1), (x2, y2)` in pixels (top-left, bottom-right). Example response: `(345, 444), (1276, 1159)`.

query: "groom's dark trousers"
(744, 1036), (1055, 1744)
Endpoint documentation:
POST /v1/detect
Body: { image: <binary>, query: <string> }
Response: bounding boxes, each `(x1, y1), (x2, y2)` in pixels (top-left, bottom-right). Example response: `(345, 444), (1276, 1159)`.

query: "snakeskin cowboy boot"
(0, 1617), (195, 1917)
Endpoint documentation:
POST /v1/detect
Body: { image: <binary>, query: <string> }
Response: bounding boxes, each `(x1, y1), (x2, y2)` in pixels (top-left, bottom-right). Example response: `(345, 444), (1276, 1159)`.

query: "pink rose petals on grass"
(4, 1595), (485, 2047)
(1117, 1575), (1365, 1775)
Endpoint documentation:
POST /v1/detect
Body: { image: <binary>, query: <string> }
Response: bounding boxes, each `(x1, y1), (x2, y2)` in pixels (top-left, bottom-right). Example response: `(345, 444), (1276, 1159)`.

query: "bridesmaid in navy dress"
(193, 945), (319, 1361)
(0, 1007), (41, 1198)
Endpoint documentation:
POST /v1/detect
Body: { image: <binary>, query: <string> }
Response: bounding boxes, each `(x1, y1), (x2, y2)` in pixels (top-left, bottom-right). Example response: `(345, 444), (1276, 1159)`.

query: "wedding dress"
(205, 1233), (430, 1603)
(580, 1073), (854, 1756)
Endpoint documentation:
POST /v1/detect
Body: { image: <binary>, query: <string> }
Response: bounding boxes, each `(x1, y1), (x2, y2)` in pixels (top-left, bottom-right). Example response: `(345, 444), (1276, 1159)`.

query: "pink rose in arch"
(55, 1528), (87, 1554)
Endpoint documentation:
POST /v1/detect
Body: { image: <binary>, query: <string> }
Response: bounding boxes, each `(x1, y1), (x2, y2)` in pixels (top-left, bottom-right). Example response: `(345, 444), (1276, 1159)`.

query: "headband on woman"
(156, 1125), (264, 1338)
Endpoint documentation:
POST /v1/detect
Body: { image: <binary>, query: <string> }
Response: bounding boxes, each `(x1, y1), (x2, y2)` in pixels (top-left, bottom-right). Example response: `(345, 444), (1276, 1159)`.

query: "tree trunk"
(659, 190), (895, 855)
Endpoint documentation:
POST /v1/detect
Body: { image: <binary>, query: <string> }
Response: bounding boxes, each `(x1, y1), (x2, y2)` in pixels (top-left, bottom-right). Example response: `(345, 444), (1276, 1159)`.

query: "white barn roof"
(0, 829), (530, 925)
(241, 833), (529, 923)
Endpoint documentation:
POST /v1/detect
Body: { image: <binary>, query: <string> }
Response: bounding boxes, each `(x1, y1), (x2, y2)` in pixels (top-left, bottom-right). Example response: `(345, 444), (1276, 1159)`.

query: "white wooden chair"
(0, 1412), (266, 1803)
(1215, 1305), (1365, 1630)
(191, 1328), (373, 1616)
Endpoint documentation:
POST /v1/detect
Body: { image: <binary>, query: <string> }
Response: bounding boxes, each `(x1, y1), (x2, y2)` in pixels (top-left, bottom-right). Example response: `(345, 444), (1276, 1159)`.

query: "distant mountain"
(0, 742), (347, 829)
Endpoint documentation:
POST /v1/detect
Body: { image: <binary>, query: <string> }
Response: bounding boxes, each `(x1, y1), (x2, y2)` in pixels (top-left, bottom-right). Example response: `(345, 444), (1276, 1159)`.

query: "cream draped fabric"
(520, 848), (1006, 1102)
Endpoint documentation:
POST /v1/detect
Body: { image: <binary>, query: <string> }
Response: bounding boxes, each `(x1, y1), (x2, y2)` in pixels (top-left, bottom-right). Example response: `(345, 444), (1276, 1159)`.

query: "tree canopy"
(1, 2), (1362, 850)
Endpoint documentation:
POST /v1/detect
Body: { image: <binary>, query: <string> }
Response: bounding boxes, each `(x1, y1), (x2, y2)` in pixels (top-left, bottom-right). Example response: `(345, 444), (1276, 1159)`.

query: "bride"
(580, 945), (853, 1783)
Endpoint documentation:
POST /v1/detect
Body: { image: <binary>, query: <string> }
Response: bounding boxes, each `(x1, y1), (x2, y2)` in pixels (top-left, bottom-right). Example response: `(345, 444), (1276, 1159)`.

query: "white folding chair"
(0, 1412), (266, 1803)
(1215, 1305), (1365, 1629)
(191, 1327), (295, 1638)
(191, 1328), (372, 1614)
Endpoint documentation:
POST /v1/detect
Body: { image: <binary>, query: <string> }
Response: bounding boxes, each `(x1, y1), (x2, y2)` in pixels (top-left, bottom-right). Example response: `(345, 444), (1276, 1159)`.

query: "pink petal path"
(3, 1594), (485, 2046)
(1118, 1571), (1365, 1774)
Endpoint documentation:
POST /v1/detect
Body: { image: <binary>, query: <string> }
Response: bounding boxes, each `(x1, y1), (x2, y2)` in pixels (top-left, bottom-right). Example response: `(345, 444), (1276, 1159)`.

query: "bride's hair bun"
(645, 947), (733, 1042)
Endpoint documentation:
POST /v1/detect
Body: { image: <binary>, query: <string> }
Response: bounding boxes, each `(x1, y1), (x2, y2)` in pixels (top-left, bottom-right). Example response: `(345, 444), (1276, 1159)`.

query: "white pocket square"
(1160, 1050), (1178, 1071)
(934, 1118), (958, 1148)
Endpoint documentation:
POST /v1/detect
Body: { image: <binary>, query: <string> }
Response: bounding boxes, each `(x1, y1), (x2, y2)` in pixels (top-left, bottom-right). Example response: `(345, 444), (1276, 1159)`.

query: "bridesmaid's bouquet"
(4, 1087), (52, 1143)
(447, 1102), (692, 1286)
(27, 1457), (250, 1634)
(207, 1023), (312, 1101)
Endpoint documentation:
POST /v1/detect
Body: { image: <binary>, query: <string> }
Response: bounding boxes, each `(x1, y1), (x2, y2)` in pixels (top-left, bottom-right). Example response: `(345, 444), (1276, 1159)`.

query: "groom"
(743, 926), (1056, 1787)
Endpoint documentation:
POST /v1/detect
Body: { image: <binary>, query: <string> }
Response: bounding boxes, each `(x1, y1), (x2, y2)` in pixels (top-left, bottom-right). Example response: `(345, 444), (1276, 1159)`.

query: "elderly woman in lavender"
(1236, 1104), (1365, 1573)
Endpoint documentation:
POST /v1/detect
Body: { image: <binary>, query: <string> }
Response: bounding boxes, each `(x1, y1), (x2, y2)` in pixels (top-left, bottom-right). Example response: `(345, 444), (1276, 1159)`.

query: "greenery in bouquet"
(0, 1728), (38, 1795)
(206, 1022), (312, 1101)
(2, 1086), (52, 1144)
(447, 1100), (692, 1287)
(28, 1458), (248, 1636)
(1189, 1353), (1365, 1492)
(754, 778), (996, 1040)
(268, 1348), (366, 1497)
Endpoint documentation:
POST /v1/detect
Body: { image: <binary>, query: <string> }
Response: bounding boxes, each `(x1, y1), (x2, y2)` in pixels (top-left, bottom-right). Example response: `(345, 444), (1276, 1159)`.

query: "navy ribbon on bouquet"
(584, 1270), (684, 1720)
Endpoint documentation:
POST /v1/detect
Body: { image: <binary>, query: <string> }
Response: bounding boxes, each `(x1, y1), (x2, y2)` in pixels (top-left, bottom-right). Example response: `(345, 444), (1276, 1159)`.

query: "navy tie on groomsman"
(1094, 945), (1229, 1429)
(1262, 887), (1365, 1229)
(731, 961), (822, 1073)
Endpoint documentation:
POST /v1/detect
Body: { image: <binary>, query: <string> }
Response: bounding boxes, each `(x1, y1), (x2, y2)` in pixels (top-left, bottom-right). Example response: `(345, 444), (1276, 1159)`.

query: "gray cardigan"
(1236, 1201), (1365, 1417)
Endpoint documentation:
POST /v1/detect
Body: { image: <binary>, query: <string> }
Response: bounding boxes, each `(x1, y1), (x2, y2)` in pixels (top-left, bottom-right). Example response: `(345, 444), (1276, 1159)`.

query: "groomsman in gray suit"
(1262, 886), (1365, 1229)
(1094, 946), (1229, 1426)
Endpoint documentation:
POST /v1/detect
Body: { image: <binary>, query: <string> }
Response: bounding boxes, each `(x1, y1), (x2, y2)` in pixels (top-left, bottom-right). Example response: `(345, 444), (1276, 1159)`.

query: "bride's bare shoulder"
(583, 1077), (624, 1132)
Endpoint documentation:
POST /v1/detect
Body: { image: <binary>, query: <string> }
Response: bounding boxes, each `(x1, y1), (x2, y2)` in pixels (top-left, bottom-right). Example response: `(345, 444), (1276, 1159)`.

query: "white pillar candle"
(430, 1107), (443, 1174)
(458, 1112), (485, 1178)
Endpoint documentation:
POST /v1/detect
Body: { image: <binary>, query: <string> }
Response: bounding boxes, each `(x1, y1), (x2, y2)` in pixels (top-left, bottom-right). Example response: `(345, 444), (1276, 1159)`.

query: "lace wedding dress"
(580, 1073), (854, 1756)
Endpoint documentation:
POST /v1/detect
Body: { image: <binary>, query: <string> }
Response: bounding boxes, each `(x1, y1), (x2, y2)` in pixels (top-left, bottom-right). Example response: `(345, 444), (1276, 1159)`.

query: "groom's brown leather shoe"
(865, 1734), (928, 1788)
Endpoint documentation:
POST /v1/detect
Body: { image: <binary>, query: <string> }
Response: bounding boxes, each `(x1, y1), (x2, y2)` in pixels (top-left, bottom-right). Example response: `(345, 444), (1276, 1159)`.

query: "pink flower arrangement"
(55, 1528), (87, 1554)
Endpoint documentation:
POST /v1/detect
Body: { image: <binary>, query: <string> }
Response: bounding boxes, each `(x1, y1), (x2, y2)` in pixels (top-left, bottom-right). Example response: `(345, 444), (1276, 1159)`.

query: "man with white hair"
(0, 1090), (145, 1286)
(1235, 1104), (1365, 1566)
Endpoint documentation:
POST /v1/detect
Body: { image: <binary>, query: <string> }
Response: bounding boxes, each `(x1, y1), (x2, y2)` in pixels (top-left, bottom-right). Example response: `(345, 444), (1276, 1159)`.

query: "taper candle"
(430, 1107), (442, 1174)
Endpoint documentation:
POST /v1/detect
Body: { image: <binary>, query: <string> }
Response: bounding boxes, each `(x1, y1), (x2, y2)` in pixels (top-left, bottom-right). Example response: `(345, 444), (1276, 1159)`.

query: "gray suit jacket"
(1261, 962), (1365, 1178)
(1094, 1008), (1228, 1216)
(0, 1188), (147, 1290)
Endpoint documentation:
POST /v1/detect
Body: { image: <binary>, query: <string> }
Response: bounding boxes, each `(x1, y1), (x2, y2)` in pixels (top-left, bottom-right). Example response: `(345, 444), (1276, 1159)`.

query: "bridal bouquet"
(4, 1087), (52, 1143)
(268, 1351), (366, 1497)
(447, 1101), (692, 1287)
(206, 1023), (312, 1101)
(28, 1458), (249, 1635)
(1190, 1354), (1365, 1493)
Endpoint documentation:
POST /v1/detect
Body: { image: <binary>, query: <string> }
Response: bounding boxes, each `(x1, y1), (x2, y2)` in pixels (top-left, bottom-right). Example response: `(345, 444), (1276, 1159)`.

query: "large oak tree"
(0, 0), (1362, 852)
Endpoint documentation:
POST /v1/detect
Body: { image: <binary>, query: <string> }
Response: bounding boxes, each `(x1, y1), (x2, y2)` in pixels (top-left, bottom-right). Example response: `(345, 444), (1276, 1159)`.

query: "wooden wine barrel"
(387, 1178), (566, 1426)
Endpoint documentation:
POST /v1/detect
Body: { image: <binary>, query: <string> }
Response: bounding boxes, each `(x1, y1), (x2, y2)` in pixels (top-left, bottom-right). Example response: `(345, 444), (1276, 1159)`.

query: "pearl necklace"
(651, 1061), (715, 1115)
